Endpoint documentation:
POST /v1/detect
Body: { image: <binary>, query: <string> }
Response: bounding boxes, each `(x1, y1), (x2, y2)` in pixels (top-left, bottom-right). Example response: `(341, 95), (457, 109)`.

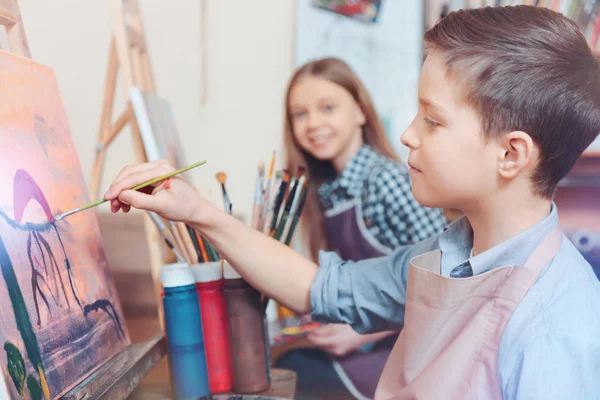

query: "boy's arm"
(105, 160), (437, 330)
(196, 208), (437, 332)
(310, 236), (438, 333)
(193, 209), (317, 314)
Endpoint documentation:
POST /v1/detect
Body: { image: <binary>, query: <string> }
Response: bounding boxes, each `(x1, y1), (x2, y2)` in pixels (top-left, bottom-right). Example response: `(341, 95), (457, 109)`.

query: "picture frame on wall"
(312, 0), (384, 24)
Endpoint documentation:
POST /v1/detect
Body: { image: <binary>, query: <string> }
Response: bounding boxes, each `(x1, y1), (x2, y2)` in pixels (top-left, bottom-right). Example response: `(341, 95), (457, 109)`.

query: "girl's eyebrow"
(290, 96), (336, 109)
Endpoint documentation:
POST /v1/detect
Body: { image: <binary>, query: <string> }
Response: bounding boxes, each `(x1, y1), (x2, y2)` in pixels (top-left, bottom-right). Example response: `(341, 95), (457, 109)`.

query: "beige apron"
(375, 225), (562, 399)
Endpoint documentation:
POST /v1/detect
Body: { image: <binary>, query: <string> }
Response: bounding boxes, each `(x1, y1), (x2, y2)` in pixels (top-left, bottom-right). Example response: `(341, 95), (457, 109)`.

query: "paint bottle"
(160, 262), (188, 298)
(223, 262), (271, 393)
(161, 265), (210, 399)
(191, 262), (234, 394)
(159, 262), (188, 330)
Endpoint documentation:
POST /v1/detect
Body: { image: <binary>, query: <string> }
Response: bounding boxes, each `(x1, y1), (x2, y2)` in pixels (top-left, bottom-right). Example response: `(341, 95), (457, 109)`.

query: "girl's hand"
(306, 323), (369, 357)
(103, 160), (210, 223)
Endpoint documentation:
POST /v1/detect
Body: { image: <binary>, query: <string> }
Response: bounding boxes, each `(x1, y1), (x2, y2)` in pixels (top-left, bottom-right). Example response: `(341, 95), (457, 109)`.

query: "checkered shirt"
(318, 145), (447, 250)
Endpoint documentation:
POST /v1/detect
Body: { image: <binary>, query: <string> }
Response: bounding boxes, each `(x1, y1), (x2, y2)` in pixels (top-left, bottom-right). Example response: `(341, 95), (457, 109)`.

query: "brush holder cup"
(223, 262), (271, 393)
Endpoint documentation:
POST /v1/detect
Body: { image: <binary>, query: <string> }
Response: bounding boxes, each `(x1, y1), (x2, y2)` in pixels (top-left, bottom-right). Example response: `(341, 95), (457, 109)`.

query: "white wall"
(18, 0), (295, 222)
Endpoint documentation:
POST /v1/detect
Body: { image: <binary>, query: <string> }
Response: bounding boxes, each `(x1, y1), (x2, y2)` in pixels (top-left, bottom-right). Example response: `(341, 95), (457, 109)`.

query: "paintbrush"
(262, 170), (283, 234)
(194, 229), (210, 263)
(281, 175), (306, 241)
(170, 221), (193, 263)
(147, 211), (186, 264)
(275, 167), (306, 240)
(54, 160), (207, 221)
(202, 236), (220, 262)
(268, 170), (290, 237)
(176, 222), (197, 264)
(260, 151), (276, 229)
(251, 162), (265, 230)
(216, 171), (232, 215)
(186, 224), (204, 263)
(284, 179), (309, 246)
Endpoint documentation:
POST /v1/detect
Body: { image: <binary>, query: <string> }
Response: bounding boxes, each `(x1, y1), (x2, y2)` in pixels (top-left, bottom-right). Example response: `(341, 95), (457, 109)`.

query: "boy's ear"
(497, 131), (538, 179)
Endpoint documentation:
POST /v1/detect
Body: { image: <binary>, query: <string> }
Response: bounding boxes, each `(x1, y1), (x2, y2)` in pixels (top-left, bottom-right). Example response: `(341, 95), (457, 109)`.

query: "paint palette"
(271, 317), (322, 345)
(280, 322), (321, 337)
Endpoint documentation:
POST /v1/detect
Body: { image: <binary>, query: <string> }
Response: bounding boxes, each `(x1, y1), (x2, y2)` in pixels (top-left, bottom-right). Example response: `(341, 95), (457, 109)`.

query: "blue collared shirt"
(311, 204), (600, 399)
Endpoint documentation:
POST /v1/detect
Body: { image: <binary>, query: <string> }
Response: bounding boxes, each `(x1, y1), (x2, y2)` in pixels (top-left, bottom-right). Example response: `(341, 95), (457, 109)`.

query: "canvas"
(130, 87), (188, 171)
(0, 51), (129, 399)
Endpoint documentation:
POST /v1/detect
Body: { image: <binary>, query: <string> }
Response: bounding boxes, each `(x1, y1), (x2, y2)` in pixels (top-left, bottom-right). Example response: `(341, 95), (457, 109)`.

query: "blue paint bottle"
(161, 264), (210, 399)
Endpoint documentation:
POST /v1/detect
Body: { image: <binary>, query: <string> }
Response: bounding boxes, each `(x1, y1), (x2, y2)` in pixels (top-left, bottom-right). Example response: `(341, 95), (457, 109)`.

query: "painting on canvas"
(0, 50), (129, 399)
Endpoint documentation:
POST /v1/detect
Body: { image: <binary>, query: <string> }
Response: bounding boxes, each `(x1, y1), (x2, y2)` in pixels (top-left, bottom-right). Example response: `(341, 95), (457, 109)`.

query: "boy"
(105, 5), (600, 399)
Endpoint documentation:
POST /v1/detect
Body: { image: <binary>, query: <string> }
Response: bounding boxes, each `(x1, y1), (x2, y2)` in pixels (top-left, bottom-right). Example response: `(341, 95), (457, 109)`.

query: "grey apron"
(324, 198), (399, 400)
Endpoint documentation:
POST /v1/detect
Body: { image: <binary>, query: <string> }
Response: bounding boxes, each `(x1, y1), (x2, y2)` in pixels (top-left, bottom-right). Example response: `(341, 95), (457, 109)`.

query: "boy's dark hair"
(424, 5), (600, 198)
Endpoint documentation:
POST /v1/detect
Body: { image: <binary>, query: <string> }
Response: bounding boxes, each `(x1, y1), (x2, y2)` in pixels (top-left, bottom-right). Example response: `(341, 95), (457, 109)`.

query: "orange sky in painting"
(0, 50), (129, 398)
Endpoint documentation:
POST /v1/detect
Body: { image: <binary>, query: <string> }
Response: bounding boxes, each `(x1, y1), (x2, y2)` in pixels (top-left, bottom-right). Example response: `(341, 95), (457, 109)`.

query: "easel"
(0, 0), (30, 57)
(89, 0), (166, 327)
(0, 2), (166, 399)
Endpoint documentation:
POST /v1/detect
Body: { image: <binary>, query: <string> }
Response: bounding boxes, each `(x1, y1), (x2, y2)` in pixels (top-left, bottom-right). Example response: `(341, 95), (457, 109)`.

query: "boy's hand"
(103, 160), (209, 223)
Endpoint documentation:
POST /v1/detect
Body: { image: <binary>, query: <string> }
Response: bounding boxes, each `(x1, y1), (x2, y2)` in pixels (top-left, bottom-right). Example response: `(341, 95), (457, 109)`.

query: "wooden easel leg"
(90, 37), (119, 199)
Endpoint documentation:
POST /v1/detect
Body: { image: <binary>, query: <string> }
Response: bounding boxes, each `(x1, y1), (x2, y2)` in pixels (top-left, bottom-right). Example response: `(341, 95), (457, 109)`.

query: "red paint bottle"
(191, 262), (233, 394)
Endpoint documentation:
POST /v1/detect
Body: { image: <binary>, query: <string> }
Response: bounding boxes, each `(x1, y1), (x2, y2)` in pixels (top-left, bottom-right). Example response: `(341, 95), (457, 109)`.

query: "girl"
(276, 57), (447, 399)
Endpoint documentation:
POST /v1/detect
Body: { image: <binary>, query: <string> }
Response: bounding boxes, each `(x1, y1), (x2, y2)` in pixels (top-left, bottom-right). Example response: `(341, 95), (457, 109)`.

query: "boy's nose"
(401, 124), (419, 150)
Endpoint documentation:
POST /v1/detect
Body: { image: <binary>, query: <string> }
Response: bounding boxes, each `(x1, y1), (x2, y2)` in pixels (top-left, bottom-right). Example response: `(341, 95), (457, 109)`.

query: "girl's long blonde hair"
(284, 57), (400, 261)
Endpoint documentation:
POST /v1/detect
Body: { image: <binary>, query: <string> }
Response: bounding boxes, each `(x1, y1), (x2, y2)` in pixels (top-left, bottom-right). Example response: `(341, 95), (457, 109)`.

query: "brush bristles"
(216, 172), (227, 185)
(268, 151), (276, 178)
(297, 165), (306, 178)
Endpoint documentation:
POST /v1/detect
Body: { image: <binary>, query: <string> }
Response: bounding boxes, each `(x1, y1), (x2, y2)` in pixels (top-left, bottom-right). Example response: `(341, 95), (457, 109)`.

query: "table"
(128, 368), (297, 399)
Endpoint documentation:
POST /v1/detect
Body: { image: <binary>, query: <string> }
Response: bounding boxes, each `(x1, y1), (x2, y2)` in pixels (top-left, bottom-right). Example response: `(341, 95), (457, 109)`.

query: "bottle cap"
(222, 261), (242, 280)
(160, 263), (195, 288)
(190, 262), (223, 283)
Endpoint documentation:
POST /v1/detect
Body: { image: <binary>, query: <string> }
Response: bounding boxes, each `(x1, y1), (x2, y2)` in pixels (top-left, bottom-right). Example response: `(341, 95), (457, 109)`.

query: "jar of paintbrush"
(223, 262), (271, 393)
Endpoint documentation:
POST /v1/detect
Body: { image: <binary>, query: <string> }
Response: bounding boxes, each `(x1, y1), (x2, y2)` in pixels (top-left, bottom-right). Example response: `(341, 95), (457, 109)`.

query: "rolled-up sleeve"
(310, 236), (439, 334)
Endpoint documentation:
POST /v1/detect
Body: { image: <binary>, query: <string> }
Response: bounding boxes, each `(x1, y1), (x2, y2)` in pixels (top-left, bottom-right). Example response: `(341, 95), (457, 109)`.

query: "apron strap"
(522, 224), (562, 275)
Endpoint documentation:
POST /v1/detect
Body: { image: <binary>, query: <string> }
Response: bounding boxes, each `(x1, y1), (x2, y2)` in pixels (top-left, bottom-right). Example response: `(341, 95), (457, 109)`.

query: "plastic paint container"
(191, 262), (234, 394)
(223, 263), (270, 393)
(161, 264), (210, 399)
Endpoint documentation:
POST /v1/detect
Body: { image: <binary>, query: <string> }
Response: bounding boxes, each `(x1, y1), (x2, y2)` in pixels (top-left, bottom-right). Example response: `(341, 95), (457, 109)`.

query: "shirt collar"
(439, 203), (559, 276)
(318, 144), (382, 201)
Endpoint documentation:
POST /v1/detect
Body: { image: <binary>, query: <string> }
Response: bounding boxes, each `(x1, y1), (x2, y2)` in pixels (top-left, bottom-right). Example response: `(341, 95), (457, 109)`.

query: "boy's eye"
(424, 117), (439, 128)
(321, 104), (335, 113)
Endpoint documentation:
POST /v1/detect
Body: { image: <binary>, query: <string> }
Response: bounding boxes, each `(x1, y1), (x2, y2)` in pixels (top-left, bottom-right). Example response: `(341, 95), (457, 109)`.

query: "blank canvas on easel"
(130, 87), (188, 171)
(0, 50), (129, 399)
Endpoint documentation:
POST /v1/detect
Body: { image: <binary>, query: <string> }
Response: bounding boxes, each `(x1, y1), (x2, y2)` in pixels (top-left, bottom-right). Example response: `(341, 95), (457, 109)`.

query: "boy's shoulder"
(498, 237), (600, 397)
(500, 236), (600, 364)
